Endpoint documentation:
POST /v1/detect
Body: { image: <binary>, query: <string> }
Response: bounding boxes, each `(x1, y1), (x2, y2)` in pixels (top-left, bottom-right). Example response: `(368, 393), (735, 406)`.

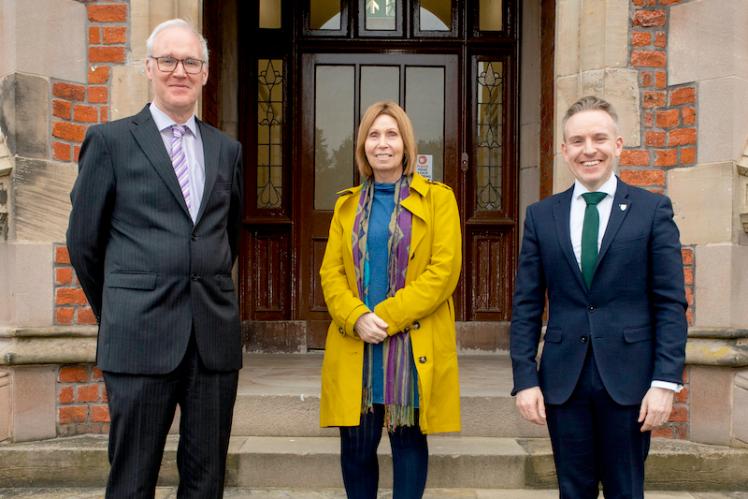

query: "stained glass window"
(475, 61), (503, 211)
(257, 59), (284, 209)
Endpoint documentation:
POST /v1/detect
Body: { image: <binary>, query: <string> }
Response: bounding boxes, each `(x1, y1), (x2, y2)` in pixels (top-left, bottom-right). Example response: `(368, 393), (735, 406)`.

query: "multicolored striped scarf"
(352, 174), (416, 430)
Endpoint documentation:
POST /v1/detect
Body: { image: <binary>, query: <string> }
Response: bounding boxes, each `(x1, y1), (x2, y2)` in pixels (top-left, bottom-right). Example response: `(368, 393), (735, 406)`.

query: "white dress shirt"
(150, 103), (206, 223)
(569, 174), (680, 393)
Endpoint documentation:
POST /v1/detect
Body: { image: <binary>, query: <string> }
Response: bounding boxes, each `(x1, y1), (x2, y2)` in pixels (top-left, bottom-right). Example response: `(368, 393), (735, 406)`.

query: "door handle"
(461, 152), (469, 173)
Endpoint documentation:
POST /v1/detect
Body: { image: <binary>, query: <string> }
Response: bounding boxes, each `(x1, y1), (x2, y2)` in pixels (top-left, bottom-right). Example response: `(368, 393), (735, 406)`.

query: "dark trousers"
(545, 348), (651, 499)
(339, 405), (428, 499)
(103, 337), (238, 499)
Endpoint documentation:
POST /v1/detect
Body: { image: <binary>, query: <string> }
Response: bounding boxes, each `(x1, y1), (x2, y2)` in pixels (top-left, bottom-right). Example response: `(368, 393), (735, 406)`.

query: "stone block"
(4, 242), (54, 327)
(693, 244), (748, 328)
(110, 64), (150, 121)
(698, 77), (748, 164)
(519, 162), (539, 240)
(520, 0), (541, 126)
(578, 0), (628, 71)
(0, 0), (16, 78)
(669, 162), (734, 245)
(669, 0), (748, 85)
(11, 365), (57, 441)
(12, 0), (87, 83)
(12, 158), (76, 242)
(555, 0), (580, 77)
(689, 366), (734, 445)
(0, 73), (49, 159)
(734, 370), (748, 445)
(0, 369), (10, 441)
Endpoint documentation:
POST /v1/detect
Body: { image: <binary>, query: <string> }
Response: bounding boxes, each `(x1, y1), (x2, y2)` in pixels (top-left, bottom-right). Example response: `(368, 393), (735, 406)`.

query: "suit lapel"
(553, 186), (587, 292)
(195, 119), (219, 225)
(130, 106), (191, 219)
(596, 178), (632, 267)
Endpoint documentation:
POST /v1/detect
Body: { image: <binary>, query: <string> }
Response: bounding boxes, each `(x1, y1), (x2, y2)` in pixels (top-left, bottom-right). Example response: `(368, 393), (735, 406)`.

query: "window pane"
(257, 59), (284, 209)
(479, 0), (502, 31)
(406, 67), (444, 182)
(475, 61), (503, 211)
(360, 66), (399, 113)
(315, 66), (355, 210)
(420, 0), (451, 31)
(365, 0), (396, 30)
(310, 0), (341, 30)
(259, 0), (282, 29)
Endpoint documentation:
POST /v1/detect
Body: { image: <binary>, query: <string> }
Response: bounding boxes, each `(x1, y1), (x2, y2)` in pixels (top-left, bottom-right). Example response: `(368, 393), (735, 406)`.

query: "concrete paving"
(0, 488), (746, 498)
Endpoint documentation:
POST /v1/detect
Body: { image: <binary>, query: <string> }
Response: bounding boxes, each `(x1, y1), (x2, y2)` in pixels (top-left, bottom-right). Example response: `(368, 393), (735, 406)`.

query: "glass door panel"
(405, 66), (445, 181)
(310, 0), (342, 30)
(360, 66), (400, 112)
(365, 0), (397, 30)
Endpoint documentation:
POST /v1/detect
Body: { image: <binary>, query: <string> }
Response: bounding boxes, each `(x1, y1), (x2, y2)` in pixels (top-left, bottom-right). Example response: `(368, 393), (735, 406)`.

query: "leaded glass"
(259, 0), (282, 29)
(257, 59), (284, 209)
(475, 61), (503, 211)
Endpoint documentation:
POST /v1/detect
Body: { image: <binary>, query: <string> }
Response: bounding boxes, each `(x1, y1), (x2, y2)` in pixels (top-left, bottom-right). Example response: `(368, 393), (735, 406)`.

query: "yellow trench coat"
(319, 173), (462, 434)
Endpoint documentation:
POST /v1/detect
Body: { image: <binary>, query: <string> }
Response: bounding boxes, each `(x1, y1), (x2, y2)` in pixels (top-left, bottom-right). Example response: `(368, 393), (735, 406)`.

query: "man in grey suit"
(67, 19), (243, 498)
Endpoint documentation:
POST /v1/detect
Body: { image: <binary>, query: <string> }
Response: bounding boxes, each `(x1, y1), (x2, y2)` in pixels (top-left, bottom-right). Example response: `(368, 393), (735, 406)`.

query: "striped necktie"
(170, 125), (191, 210)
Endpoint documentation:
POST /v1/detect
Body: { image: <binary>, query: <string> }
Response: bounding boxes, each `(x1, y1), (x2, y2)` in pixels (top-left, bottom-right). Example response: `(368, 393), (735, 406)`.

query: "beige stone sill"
(0, 326), (97, 366)
(686, 328), (748, 367)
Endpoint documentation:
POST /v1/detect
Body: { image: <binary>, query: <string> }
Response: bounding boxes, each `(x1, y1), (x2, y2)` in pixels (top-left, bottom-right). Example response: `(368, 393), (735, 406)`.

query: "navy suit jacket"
(67, 105), (244, 375)
(510, 178), (688, 406)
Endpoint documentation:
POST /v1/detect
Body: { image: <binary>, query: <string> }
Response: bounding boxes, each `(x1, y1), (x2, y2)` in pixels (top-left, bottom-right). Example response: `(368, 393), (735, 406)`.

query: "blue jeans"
(339, 405), (428, 499)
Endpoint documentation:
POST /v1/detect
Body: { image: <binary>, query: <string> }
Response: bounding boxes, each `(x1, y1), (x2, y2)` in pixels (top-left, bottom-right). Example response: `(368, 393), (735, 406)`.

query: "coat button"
(580, 336), (588, 343)
(191, 274), (200, 281)
(418, 356), (427, 364)
(412, 321), (421, 330)
(403, 327), (410, 333)
(338, 327), (345, 335)
(588, 305), (596, 311)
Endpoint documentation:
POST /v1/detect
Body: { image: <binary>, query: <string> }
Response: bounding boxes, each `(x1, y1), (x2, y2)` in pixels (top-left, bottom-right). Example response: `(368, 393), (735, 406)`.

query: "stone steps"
(1, 435), (747, 491)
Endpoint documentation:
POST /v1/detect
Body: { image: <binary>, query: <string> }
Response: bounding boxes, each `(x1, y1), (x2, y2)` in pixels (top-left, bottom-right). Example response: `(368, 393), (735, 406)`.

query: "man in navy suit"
(510, 96), (687, 498)
(67, 19), (242, 498)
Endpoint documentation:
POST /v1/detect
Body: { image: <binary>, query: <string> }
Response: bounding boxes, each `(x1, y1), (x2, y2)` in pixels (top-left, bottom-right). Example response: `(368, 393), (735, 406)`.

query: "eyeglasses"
(149, 56), (205, 74)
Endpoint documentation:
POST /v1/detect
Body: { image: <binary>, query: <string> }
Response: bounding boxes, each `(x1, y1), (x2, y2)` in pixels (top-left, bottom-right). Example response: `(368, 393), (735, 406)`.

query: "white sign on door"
(416, 154), (433, 180)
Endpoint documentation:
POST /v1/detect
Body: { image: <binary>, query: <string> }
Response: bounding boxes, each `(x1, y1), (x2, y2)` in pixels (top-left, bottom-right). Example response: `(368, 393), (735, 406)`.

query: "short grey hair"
(146, 19), (209, 65)
(562, 95), (619, 138)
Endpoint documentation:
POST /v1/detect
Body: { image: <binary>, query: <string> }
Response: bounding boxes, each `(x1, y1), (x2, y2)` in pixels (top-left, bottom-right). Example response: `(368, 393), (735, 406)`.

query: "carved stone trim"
(0, 327), (97, 365)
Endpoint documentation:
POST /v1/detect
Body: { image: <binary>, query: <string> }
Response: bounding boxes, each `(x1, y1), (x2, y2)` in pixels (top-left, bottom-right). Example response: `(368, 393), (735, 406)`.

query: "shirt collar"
(573, 173), (617, 200)
(149, 102), (198, 137)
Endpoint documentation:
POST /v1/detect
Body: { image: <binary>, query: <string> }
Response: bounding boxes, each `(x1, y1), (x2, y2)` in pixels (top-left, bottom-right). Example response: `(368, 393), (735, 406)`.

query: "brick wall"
(622, 0), (696, 439)
(51, 1), (130, 434)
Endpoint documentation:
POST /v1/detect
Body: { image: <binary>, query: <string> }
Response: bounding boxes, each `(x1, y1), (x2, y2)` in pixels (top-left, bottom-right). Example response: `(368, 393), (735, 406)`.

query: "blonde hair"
(355, 101), (417, 178)
(562, 95), (619, 139)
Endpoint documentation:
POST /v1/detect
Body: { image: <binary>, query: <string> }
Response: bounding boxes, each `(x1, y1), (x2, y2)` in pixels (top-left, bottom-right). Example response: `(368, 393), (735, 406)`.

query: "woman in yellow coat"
(319, 100), (462, 499)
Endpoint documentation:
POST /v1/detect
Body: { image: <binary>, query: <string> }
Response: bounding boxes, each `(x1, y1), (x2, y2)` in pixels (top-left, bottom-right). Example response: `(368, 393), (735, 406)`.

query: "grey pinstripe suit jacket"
(67, 105), (244, 374)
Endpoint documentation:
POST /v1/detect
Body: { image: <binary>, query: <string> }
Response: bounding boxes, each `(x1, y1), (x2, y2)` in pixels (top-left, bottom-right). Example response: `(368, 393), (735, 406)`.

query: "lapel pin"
(619, 204), (628, 211)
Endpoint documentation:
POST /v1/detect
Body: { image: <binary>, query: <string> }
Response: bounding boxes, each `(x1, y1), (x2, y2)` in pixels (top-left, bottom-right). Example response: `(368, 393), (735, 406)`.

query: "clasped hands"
(354, 312), (389, 344)
(515, 386), (674, 432)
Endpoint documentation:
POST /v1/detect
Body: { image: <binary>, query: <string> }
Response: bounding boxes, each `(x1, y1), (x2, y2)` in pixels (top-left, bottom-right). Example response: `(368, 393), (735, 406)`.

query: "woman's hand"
(354, 313), (389, 344)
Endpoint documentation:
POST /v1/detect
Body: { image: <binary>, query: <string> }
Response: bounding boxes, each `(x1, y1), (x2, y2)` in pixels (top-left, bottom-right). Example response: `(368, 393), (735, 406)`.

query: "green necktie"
(581, 192), (608, 289)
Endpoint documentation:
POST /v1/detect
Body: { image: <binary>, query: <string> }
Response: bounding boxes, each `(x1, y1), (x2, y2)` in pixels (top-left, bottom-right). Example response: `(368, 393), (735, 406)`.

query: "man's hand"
(354, 313), (389, 344)
(516, 386), (547, 425)
(638, 387), (674, 432)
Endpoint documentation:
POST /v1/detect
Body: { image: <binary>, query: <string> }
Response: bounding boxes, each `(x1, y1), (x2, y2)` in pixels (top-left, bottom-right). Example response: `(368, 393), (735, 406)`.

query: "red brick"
(91, 405), (110, 423)
(680, 147), (696, 165)
(673, 423), (688, 440)
(87, 4), (128, 23)
(88, 66), (110, 84)
(669, 128), (697, 146)
(654, 32), (667, 48)
(631, 50), (666, 68)
(74, 145), (82, 162)
(683, 266), (694, 285)
(656, 109), (679, 129)
(620, 169), (665, 186)
(52, 82), (86, 101)
(76, 384), (100, 403)
(89, 27), (100, 45)
(55, 246), (71, 264)
(88, 86), (108, 104)
(632, 10), (666, 27)
(55, 268), (74, 285)
(100, 107), (109, 122)
(682, 367), (689, 384)
(640, 72), (654, 88)
(660, 0), (684, 5)
(52, 122), (86, 142)
(685, 287), (694, 306)
(632, 31), (651, 46)
(681, 107), (696, 126)
(89, 46), (126, 64)
(655, 149), (678, 167)
(670, 86), (696, 105)
(52, 99), (71, 119)
(92, 368), (104, 382)
(655, 71), (667, 89)
(52, 142), (71, 162)
(619, 150), (650, 166)
(652, 426), (674, 438)
(103, 26), (127, 44)
(59, 406), (88, 424)
(675, 385), (689, 404)
(58, 386), (74, 404)
(645, 131), (666, 147)
(102, 388), (108, 403)
(643, 91), (666, 108)
(681, 248), (694, 265)
(669, 404), (688, 423)
(59, 366), (88, 383)
(74, 105), (99, 123)
(56, 306), (74, 325)
(686, 309), (694, 326)
(643, 111), (654, 128)
(632, 0), (655, 5)
(56, 287), (88, 306)
(78, 307), (98, 325)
